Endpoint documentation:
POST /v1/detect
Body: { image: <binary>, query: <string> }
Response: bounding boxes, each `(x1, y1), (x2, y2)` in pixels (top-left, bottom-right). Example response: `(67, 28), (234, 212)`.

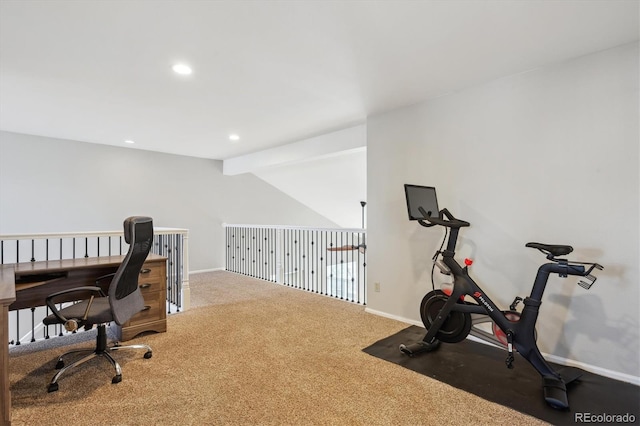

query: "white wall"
(0, 131), (337, 271)
(226, 124), (367, 228)
(254, 148), (367, 228)
(366, 42), (639, 379)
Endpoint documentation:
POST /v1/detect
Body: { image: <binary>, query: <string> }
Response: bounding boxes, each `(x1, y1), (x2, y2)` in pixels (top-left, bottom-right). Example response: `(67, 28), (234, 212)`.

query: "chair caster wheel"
(112, 375), (122, 384)
(55, 360), (64, 369)
(144, 351), (152, 359)
(48, 383), (59, 393)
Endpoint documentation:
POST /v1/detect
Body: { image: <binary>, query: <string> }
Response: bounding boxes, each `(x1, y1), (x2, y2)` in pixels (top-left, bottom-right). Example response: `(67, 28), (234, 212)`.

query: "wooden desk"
(0, 254), (167, 425)
(1, 267), (16, 426)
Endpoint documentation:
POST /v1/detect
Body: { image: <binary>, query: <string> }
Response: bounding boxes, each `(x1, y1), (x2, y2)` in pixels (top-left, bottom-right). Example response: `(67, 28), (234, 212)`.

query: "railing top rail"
(224, 223), (366, 233)
(0, 227), (188, 241)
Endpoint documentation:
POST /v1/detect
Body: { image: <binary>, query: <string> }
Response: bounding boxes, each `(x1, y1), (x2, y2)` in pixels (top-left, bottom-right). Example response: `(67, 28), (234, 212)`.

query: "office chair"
(43, 216), (155, 392)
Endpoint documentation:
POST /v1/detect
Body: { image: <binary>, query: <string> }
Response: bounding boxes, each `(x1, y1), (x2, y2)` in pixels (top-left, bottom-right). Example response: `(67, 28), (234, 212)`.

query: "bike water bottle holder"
(578, 273), (598, 290)
(576, 262), (603, 290)
(553, 258), (603, 290)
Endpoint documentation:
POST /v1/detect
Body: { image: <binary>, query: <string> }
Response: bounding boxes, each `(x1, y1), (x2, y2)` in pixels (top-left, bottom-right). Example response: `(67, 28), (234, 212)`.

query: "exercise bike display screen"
(404, 184), (439, 220)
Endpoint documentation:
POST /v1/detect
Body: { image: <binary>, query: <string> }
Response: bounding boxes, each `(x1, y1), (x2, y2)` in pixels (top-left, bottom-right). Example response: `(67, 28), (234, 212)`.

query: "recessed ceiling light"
(229, 134), (240, 141)
(124, 140), (135, 144)
(172, 63), (192, 75)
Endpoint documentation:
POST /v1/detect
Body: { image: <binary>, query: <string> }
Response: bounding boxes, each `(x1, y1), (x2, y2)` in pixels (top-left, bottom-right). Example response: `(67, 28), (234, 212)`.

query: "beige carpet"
(8, 271), (547, 425)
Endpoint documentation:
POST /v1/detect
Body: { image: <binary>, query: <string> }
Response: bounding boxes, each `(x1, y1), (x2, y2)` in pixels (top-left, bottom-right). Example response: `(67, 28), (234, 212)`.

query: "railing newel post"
(276, 228), (282, 284)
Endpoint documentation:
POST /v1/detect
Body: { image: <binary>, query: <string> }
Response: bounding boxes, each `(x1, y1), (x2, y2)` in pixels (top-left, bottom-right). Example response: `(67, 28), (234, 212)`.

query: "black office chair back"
(109, 216), (154, 325)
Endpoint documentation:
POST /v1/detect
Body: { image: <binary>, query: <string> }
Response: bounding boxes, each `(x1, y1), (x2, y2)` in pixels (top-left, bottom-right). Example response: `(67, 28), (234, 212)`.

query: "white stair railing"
(224, 224), (367, 305)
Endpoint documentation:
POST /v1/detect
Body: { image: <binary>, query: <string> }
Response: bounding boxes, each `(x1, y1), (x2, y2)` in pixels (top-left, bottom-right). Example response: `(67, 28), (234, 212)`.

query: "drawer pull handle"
(142, 305), (151, 311)
(140, 268), (151, 274)
(139, 283), (152, 289)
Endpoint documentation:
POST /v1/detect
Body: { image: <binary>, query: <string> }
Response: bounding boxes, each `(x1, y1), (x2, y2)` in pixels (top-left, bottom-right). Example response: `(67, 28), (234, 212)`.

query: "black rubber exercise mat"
(363, 326), (639, 425)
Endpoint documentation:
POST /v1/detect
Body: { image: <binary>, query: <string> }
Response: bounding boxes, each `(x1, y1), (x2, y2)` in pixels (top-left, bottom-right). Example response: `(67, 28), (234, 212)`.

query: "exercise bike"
(399, 184), (603, 409)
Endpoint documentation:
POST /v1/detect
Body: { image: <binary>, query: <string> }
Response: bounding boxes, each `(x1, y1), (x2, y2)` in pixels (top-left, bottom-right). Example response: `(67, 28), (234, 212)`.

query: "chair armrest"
(45, 286), (106, 325)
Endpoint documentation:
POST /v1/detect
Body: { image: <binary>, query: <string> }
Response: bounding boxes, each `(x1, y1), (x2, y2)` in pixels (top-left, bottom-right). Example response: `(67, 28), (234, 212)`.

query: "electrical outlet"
(374, 282), (381, 292)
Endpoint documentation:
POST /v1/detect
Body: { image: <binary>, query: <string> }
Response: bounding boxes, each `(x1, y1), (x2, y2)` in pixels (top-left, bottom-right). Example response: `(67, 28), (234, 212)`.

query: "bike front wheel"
(420, 290), (471, 343)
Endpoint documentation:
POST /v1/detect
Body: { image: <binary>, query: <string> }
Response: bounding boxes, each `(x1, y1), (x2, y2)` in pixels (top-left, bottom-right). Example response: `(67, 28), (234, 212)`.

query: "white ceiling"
(1, 1), (638, 161)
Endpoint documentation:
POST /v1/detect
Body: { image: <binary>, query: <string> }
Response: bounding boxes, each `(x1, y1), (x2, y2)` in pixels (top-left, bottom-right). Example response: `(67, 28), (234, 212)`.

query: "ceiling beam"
(223, 124), (366, 176)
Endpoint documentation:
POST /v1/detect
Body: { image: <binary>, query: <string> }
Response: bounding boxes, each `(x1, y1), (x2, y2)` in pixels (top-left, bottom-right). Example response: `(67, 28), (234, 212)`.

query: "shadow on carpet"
(363, 326), (639, 425)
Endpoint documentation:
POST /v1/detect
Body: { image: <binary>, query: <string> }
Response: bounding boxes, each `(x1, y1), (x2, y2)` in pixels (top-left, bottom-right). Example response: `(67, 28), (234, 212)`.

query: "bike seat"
(526, 242), (573, 257)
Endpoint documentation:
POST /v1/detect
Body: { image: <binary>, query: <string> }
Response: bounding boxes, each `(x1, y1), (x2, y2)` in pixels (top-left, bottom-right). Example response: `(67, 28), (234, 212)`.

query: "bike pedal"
(505, 331), (515, 369)
(505, 353), (514, 369)
(509, 296), (523, 311)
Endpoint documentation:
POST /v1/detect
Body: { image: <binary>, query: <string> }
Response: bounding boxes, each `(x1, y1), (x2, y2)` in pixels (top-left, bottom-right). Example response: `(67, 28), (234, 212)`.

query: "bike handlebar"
(418, 207), (470, 229)
(414, 205), (603, 282)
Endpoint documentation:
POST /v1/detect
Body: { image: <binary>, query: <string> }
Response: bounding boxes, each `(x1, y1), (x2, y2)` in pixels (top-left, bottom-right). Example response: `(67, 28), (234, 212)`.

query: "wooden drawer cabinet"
(126, 291), (165, 327)
(116, 256), (167, 341)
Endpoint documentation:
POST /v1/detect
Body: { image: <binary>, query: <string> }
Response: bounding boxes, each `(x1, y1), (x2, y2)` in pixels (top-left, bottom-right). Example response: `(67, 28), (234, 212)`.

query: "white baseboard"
(543, 353), (640, 386)
(189, 267), (225, 275)
(365, 307), (423, 327)
(364, 307), (640, 386)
